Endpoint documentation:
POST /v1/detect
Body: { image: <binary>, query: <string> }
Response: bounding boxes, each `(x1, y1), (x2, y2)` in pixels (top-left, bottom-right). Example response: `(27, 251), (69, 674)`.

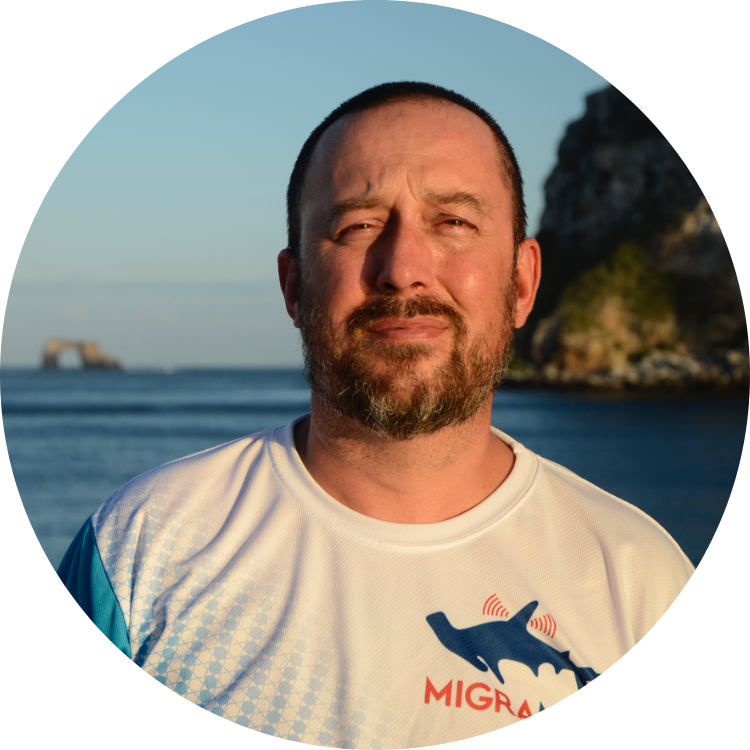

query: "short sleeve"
(57, 516), (131, 658)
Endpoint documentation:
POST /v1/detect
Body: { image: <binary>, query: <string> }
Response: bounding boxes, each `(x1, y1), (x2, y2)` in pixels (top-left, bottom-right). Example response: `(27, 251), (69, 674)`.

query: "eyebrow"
(329, 190), (488, 220)
(330, 196), (385, 219)
(422, 190), (489, 215)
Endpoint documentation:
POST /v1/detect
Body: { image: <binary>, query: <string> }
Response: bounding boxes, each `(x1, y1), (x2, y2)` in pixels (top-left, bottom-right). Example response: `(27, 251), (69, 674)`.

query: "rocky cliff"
(512, 85), (747, 389)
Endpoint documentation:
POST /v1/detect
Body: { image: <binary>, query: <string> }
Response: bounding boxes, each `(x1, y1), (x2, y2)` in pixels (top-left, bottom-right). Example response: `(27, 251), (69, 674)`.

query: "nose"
(373, 222), (436, 295)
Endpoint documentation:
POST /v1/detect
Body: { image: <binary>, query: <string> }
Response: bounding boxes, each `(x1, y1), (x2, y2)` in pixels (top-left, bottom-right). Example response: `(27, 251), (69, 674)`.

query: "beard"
(298, 282), (517, 440)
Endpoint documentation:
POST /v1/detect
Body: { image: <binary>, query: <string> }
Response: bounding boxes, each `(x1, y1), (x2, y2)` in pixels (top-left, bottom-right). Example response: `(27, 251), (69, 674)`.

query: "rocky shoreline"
(502, 349), (749, 391)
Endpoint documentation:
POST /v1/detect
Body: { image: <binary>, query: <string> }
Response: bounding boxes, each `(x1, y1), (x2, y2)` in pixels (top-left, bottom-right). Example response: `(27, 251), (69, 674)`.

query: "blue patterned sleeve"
(57, 516), (132, 658)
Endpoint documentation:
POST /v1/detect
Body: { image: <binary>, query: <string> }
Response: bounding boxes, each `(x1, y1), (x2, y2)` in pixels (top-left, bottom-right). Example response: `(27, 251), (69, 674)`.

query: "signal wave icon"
(482, 594), (510, 618)
(530, 613), (557, 638)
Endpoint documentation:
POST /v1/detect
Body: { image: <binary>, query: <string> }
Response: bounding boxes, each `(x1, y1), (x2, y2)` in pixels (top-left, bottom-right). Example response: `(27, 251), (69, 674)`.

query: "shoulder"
(102, 427), (272, 509)
(542, 453), (693, 630)
(535, 453), (692, 570)
(90, 426), (285, 566)
(499, 434), (694, 641)
(497, 428), (689, 561)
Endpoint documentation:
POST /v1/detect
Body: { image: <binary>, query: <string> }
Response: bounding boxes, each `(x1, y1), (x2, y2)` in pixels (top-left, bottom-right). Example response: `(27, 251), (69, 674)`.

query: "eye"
(334, 220), (382, 243)
(339, 222), (375, 238)
(441, 217), (476, 230)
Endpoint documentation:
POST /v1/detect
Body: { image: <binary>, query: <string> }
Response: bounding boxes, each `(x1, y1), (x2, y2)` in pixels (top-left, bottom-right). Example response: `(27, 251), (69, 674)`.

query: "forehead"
(303, 100), (506, 201)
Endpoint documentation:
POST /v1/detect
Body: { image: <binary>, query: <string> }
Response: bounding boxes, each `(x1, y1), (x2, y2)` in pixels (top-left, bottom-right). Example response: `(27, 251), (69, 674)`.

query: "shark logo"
(426, 601), (599, 689)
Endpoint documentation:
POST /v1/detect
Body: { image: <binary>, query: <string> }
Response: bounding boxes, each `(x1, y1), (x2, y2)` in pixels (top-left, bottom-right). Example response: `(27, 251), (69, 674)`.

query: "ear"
(278, 248), (301, 329)
(514, 237), (542, 328)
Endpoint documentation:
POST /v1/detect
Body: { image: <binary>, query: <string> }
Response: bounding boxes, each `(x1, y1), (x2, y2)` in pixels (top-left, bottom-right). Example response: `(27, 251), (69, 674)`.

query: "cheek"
(442, 257), (505, 311)
(302, 253), (364, 320)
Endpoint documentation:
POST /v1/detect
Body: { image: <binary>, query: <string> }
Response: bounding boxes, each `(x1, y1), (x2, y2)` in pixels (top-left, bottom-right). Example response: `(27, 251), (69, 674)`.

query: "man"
(59, 82), (693, 747)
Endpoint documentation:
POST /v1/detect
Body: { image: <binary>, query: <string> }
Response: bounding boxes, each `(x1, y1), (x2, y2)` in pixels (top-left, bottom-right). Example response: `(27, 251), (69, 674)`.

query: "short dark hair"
(285, 81), (527, 260)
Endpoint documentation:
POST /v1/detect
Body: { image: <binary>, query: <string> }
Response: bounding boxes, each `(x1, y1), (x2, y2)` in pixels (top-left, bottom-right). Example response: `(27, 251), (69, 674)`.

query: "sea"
(2, 367), (747, 570)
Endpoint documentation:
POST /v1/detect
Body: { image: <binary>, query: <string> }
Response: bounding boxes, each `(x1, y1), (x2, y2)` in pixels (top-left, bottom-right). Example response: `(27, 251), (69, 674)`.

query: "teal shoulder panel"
(58, 517), (131, 658)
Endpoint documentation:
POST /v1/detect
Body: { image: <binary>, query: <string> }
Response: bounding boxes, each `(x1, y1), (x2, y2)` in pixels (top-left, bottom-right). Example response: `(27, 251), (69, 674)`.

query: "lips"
(346, 295), (467, 339)
(364, 316), (451, 344)
(368, 317), (449, 333)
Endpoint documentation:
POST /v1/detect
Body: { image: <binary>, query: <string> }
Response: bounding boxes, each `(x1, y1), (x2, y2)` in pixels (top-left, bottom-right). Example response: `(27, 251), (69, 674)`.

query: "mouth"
(344, 295), (466, 348)
(366, 317), (451, 342)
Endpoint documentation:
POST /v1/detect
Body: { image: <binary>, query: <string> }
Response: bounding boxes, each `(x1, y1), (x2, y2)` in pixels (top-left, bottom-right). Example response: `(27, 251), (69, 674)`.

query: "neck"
(293, 394), (515, 523)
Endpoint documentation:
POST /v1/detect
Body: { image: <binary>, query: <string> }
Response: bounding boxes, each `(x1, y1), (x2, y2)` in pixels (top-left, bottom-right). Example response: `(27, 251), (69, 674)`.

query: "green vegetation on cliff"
(559, 243), (674, 336)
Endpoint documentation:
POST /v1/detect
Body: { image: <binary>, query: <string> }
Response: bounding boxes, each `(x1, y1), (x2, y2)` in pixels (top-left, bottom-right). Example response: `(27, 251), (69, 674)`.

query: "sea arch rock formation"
(41, 339), (121, 369)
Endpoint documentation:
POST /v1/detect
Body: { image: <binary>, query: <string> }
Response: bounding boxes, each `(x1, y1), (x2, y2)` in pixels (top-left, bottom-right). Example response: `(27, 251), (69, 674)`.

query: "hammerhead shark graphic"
(426, 601), (599, 688)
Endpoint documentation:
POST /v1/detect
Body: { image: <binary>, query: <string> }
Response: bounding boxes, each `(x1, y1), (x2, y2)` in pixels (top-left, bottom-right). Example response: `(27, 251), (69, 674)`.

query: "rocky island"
(41, 339), (121, 370)
(510, 85), (747, 390)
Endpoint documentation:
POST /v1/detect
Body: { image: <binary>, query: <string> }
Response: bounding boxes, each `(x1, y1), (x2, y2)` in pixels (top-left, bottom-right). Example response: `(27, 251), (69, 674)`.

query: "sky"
(2, 1), (606, 368)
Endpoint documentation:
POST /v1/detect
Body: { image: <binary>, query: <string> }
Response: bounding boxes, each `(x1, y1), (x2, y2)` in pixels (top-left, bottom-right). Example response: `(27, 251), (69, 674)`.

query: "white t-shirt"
(60, 417), (694, 748)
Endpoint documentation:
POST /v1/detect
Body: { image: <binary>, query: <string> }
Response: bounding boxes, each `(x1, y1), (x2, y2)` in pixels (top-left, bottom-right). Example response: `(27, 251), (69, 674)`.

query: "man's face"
(285, 100), (537, 439)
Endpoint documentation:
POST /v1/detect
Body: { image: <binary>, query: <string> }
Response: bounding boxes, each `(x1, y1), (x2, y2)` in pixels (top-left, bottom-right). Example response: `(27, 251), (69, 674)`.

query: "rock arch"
(41, 339), (121, 369)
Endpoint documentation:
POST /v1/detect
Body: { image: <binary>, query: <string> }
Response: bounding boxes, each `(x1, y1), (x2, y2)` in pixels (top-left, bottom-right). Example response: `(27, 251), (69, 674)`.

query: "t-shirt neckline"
(267, 414), (538, 550)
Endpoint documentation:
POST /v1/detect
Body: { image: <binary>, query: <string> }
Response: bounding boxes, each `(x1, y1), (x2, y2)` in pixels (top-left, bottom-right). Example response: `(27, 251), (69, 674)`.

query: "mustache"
(346, 295), (466, 335)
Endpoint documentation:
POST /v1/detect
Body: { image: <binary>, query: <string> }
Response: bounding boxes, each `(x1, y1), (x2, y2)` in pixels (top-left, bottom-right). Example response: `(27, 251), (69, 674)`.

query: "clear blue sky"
(3, 1), (605, 367)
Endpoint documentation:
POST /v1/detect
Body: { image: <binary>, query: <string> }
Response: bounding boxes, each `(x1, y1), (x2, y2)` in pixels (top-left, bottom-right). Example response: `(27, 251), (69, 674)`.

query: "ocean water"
(1, 367), (746, 569)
